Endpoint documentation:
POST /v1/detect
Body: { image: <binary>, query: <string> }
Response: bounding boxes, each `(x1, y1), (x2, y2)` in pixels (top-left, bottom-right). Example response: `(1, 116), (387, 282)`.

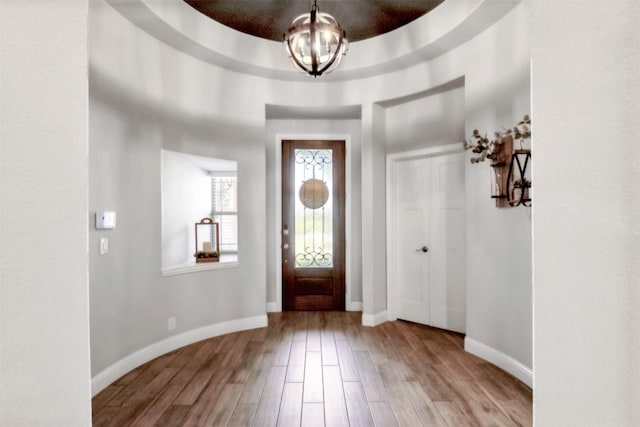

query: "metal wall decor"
(507, 149), (531, 206)
(294, 149), (333, 267)
(465, 114), (532, 208)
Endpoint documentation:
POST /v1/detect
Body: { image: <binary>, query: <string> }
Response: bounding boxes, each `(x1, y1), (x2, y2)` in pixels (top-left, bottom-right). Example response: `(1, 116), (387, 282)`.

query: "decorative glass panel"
(294, 149), (333, 268)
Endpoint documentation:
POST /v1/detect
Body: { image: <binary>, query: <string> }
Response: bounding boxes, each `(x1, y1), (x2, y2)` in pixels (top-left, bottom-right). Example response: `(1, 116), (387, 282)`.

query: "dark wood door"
(282, 140), (345, 311)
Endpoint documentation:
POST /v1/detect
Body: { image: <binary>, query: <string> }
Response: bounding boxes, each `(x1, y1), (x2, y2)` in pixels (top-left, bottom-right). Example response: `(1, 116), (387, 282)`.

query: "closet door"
(394, 152), (466, 333)
(395, 158), (432, 325)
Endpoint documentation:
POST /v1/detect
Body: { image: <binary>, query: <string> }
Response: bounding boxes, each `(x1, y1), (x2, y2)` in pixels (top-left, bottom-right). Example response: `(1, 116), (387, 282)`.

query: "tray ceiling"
(183, 0), (446, 42)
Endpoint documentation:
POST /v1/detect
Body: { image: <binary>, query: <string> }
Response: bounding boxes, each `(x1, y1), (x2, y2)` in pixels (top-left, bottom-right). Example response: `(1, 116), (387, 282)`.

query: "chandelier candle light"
(283, 0), (348, 77)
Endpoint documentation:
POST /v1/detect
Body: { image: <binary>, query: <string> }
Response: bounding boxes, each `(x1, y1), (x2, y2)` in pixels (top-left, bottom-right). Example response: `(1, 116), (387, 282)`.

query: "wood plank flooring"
(92, 312), (532, 426)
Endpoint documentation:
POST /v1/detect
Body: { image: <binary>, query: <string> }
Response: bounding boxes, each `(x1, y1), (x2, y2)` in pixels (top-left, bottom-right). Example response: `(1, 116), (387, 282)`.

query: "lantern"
(194, 218), (220, 263)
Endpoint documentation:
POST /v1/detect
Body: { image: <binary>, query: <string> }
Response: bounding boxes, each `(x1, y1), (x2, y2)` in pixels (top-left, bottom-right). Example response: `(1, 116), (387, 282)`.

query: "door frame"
(274, 134), (353, 312)
(386, 143), (464, 321)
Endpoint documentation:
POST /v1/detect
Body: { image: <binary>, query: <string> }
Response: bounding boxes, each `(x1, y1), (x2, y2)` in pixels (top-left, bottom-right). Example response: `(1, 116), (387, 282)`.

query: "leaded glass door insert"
(282, 140), (345, 311)
(294, 149), (333, 268)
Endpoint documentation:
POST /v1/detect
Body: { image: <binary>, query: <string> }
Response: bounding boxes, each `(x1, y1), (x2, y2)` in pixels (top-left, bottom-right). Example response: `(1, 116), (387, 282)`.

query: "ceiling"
(182, 0), (446, 42)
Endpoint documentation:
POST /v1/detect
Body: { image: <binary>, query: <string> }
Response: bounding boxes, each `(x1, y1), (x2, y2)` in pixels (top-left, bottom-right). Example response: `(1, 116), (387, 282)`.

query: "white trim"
(275, 136), (283, 312)
(207, 170), (237, 178)
(91, 314), (267, 396)
(386, 153), (397, 321)
(266, 302), (279, 312)
(362, 310), (388, 327)
(345, 136), (352, 312)
(464, 336), (533, 388)
(275, 134), (353, 312)
(348, 301), (362, 311)
(161, 259), (239, 277)
(386, 143), (465, 323)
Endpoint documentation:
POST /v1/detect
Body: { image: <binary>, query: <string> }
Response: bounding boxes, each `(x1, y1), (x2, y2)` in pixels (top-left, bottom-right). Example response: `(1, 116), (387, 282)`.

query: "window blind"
(211, 176), (238, 253)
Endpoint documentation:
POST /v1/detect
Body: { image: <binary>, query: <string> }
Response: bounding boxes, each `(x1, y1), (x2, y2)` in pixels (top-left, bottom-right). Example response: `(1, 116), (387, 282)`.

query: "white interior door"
(393, 151), (466, 333)
(428, 153), (466, 332)
(395, 159), (431, 325)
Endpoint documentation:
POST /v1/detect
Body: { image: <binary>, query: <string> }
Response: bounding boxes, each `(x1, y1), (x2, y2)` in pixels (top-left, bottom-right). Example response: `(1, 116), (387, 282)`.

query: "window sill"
(162, 254), (239, 277)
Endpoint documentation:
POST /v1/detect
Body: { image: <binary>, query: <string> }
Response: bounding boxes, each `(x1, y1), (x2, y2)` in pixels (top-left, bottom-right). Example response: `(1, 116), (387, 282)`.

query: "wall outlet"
(168, 316), (176, 331)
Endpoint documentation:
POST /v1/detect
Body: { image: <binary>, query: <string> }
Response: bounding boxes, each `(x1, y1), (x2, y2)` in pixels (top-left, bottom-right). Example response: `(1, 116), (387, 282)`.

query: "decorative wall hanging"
(194, 218), (220, 262)
(465, 115), (532, 208)
(507, 150), (531, 207)
(299, 178), (330, 209)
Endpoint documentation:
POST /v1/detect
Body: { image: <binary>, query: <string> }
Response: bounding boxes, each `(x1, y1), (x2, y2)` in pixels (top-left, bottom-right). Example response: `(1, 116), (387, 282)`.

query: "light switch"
(100, 237), (109, 255)
(96, 211), (116, 229)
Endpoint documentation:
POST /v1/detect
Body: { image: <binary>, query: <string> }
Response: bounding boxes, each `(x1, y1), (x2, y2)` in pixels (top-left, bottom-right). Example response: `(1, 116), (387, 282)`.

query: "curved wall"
(89, 2), (271, 392)
(89, 0), (532, 393)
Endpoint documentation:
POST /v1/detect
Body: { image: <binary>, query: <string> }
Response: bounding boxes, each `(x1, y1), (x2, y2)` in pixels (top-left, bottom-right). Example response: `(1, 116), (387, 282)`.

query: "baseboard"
(464, 336), (533, 388)
(268, 302), (360, 312)
(91, 314), (268, 396)
(362, 310), (388, 327)
(347, 301), (362, 311)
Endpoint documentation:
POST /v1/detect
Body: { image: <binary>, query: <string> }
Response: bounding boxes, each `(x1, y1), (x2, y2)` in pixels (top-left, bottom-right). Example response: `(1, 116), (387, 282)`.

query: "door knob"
(416, 246), (428, 253)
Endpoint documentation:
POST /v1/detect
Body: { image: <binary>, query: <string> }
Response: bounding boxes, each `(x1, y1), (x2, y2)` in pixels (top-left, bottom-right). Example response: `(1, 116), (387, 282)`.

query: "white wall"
(0, 1), (92, 425)
(89, 2), (268, 383)
(265, 119), (363, 310)
(384, 86), (466, 153)
(89, 84), (268, 378)
(360, 103), (390, 320)
(361, 3), (533, 379)
(532, 1), (640, 425)
(462, 2), (533, 379)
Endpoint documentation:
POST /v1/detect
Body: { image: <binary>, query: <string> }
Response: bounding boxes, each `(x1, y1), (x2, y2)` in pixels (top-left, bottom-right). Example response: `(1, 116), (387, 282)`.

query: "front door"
(282, 140), (345, 311)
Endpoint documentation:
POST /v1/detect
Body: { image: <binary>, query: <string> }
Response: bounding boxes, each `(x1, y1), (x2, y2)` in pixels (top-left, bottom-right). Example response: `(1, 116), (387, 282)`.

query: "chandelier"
(283, 0), (348, 77)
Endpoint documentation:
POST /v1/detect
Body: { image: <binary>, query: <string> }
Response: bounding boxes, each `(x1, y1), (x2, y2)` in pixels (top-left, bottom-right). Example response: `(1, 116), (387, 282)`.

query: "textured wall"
(0, 1), (91, 425)
(533, 1), (640, 425)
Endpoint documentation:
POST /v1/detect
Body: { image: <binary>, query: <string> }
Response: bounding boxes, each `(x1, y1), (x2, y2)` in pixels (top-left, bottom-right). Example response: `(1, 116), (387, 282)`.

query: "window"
(210, 174), (238, 253)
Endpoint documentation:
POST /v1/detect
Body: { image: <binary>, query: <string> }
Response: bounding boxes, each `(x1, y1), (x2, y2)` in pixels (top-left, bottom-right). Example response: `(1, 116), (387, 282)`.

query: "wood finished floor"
(92, 312), (532, 426)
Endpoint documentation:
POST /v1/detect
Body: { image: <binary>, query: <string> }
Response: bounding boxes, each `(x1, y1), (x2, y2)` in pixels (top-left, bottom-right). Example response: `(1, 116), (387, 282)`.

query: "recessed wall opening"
(161, 149), (238, 275)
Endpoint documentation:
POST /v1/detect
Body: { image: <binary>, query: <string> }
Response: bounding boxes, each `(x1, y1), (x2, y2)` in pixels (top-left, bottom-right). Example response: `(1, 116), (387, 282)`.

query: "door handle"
(416, 246), (428, 253)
